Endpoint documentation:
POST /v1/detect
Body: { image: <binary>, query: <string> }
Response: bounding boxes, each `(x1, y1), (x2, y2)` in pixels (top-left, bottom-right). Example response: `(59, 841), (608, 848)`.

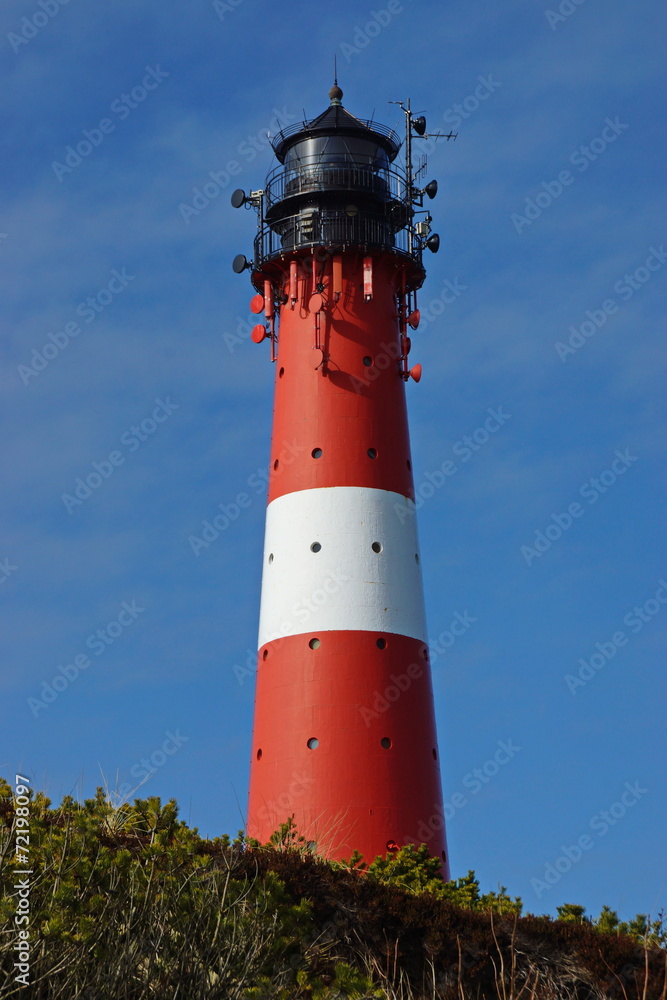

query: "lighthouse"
(232, 83), (453, 876)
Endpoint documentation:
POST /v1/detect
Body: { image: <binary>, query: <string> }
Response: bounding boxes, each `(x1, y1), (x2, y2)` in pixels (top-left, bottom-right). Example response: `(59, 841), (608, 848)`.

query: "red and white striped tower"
(232, 84), (454, 875)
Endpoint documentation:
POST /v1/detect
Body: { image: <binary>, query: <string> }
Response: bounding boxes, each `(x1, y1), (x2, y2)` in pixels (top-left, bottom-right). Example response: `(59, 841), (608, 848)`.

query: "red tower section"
(233, 85), (452, 875)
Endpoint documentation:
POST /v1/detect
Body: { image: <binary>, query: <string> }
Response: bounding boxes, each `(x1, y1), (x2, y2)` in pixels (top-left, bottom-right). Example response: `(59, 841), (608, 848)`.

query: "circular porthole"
(256, 749), (262, 760)
(442, 850), (447, 863)
(386, 840), (399, 853)
(309, 638), (320, 649)
(415, 553), (420, 564)
(307, 737), (319, 750)
(279, 367), (285, 378)
(363, 356), (372, 367)
(268, 553), (274, 564)
(421, 646), (429, 660)
(262, 649), (268, 661)
(273, 459), (279, 470)
(312, 448), (323, 459)
(407, 459), (412, 471)
(367, 447), (377, 459)
(371, 541), (382, 553)
(376, 638), (387, 650)
(432, 748), (437, 760)
(381, 737), (392, 749)
(310, 542), (321, 553)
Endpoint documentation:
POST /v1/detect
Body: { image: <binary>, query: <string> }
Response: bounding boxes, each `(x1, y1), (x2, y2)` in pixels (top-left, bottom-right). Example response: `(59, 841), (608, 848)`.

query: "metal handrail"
(253, 211), (422, 267)
(263, 162), (410, 210)
(271, 117), (401, 151)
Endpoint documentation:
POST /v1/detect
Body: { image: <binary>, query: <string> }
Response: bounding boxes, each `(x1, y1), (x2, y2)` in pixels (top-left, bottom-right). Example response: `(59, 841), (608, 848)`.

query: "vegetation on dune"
(1, 779), (665, 999)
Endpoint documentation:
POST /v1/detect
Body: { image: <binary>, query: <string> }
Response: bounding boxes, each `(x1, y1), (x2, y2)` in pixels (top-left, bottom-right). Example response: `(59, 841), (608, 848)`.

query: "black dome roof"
(271, 90), (401, 163)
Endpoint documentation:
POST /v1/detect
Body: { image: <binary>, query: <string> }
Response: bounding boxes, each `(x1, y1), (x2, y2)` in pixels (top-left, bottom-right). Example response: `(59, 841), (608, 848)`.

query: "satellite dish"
(231, 189), (246, 209)
(251, 324), (267, 344)
(409, 364), (422, 383)
(250, 294), (264, 314)
(424, 180), (438, 200)
(232, 254), (249, 273)
(425, 233), (440, 253)
(412, 116), (427, 136)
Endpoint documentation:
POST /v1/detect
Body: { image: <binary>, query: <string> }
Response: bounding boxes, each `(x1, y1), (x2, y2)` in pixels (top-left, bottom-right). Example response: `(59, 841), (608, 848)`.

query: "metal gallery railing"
(254, 209), (422, 265)
(263, 161), (410, 211)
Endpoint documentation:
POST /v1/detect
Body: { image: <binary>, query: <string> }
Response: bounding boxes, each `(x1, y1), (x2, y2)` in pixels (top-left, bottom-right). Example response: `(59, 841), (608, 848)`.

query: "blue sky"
(2, 0), (665, 921)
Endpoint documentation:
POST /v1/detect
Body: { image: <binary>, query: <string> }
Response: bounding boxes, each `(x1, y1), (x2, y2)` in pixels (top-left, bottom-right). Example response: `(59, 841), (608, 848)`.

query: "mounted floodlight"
(231, 189), (247, 209)
(425, 233), (440, 253)
(423, 179), (438, 200)
(412, 115), (427, 136)
(407, 309), (421, 330)
(232, 253), (250, 273)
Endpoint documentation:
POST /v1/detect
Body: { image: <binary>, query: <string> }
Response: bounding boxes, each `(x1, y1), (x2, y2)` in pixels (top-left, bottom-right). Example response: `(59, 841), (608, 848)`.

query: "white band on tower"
(258, 485), (427, 647)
